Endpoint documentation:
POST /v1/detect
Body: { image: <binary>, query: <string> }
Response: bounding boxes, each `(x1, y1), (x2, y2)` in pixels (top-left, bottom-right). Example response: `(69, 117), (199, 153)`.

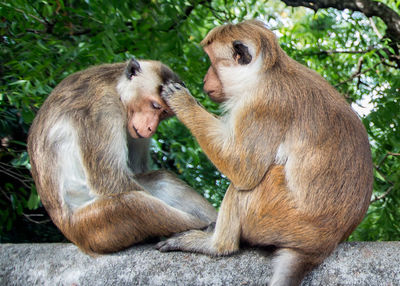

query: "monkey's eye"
(151, 102), (162, 110)
(161, 109), (171, 119)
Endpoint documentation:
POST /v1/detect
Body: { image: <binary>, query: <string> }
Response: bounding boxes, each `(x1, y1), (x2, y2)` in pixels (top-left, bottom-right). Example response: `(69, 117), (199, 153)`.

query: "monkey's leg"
(135, 170), (217, 224)
(240, 165), (336, 286)
(65, 191), (208, 254)
(156, 184), (241, 256)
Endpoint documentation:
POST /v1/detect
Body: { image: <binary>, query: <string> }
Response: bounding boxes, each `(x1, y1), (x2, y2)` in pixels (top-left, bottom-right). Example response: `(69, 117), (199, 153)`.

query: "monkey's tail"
(269, 248), (327, 286)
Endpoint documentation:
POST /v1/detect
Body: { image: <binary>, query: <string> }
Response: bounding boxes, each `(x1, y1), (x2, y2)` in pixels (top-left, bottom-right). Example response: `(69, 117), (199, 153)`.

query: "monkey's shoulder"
(51, 62), (125, 94)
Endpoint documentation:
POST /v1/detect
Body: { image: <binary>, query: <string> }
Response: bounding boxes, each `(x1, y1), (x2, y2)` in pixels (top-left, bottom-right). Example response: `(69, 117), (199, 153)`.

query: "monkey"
(27, 58), (217, 254)
(156, 20), (373, 286)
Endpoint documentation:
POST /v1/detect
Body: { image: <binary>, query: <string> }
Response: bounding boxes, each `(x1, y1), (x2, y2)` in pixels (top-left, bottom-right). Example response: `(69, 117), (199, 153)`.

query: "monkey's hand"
(161, 82), (200, 113)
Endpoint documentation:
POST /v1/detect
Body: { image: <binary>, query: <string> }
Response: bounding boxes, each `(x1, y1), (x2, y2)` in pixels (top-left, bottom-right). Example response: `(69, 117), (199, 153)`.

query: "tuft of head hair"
(201, 20), (284, 69)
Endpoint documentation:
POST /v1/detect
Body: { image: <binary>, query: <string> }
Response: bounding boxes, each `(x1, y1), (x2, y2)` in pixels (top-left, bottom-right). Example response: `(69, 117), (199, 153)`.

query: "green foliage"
(1, 0), (399, 241)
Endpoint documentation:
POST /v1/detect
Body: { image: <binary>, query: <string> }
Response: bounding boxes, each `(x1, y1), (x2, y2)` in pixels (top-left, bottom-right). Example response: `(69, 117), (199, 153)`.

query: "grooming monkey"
(27, 58), (217, 254)
(157, 20), (373, 285)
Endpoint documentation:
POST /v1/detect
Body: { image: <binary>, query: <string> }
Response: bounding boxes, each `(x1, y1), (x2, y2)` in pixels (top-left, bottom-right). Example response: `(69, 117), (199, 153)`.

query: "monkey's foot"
(155, 237), (183, 253)
(155, 230), (213, 254)
(156, 230), (196, 252)
(155, 229), (238, 256)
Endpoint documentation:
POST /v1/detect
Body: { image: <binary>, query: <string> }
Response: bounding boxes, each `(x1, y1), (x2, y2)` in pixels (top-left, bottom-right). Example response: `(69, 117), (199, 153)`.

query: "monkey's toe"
(155, 238), (182, 252)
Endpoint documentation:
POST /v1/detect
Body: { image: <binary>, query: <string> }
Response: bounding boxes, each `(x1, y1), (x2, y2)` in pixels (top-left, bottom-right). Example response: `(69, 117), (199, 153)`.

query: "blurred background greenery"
(1, 0), (399, 243)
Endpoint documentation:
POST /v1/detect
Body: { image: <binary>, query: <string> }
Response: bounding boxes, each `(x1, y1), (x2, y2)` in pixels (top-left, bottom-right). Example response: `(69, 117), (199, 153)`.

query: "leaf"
(27, 188), (40, 210)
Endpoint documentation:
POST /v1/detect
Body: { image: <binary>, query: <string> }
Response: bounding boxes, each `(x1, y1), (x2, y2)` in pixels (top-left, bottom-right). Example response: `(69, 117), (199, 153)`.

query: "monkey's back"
(267, 60), (373, 237)
(27, 63), (127, 227)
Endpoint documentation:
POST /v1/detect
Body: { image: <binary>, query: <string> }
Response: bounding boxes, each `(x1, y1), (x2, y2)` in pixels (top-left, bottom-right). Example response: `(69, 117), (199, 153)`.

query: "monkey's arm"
(77, 97), (145, 195)
(162, 83), (284, 191)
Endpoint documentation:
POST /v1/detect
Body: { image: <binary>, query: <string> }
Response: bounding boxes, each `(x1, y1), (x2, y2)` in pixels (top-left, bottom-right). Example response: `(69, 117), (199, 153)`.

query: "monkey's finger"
(161, 86), (179, 100)
(154, 240), (165, 250)
(160, 87), (173, 99)
(173, 83), (182, 90)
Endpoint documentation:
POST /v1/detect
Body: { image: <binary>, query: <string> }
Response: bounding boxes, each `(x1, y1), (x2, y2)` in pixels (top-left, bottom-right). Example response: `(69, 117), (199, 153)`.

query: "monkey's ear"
(232, 41), (252, 65)
(125, 57), (142, 80)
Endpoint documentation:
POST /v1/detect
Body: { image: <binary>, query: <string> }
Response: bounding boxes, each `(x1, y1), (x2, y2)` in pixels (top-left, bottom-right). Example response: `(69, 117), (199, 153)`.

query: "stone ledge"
(1, 242), (399, 285)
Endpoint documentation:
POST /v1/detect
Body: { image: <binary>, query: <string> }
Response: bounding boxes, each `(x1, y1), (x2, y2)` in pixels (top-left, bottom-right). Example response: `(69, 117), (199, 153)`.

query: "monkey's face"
(118, 59), (174, 139)
(203, 45), (226, 103)
(126, 93), (172, 139)
(203, 39), (261, 102)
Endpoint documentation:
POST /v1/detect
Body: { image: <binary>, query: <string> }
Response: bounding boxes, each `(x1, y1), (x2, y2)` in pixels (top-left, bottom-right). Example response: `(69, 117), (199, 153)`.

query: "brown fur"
(28, 60), (216, 254)
(157, 20), (373, 285)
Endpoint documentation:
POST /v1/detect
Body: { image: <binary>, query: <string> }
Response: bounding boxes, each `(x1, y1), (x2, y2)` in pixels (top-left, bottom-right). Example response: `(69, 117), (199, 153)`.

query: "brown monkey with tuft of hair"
(157, 20), (373, 286)
(28, 58), (216, 254)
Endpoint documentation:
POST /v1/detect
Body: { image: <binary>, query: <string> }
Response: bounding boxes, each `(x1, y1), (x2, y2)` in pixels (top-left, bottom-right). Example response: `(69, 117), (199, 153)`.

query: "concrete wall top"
(1, 242), (399, 285)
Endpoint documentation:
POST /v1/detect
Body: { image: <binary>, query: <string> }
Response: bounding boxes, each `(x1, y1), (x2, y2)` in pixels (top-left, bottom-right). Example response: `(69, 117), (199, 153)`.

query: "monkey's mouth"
(132, 125), (144, 138)
(207, 91), (215, 97)
(207, 91), (226, 103)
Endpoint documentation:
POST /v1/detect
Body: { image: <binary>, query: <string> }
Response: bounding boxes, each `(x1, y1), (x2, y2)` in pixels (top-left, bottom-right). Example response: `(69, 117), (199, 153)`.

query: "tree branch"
(166, 0), (212, 31)
(307, 46), (377, 56)
(371, 151), (399, 203)
(369, 17), (383, 39)
(0, 162), (33, 189)
(22, 213), (51, 224)
(280, 0), (400, 43)
(334, 58), (382, 87)
(0, 2), (46, 25)
(370, 186), (393, 203)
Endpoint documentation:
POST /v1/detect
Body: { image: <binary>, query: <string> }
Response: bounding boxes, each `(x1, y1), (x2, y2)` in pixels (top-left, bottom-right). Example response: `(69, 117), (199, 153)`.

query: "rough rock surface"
(1, 242), (399, 285)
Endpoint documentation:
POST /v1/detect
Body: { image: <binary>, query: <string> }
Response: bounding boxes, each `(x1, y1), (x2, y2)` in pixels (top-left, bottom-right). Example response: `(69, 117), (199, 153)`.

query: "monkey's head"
(201, 20), (281, 102)
(118, 58), (183, 139)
